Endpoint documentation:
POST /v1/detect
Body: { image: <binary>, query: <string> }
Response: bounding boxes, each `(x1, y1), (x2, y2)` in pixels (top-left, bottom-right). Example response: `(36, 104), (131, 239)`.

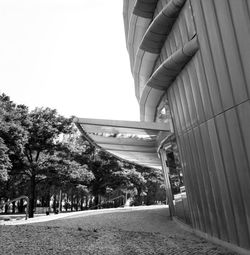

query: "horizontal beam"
(75, 117), (170, 131)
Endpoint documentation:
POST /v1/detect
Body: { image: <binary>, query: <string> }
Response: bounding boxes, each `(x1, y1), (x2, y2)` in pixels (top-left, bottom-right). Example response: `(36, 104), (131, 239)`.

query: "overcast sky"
(0, 0), (140, 121)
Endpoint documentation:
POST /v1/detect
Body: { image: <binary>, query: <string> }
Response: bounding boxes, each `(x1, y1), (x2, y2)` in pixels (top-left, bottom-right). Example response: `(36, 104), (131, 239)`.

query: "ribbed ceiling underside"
(75, 118), (170, 169)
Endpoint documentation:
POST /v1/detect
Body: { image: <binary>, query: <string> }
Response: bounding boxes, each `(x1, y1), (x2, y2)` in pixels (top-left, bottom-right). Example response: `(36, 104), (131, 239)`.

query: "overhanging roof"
(75, 118), (170, 169)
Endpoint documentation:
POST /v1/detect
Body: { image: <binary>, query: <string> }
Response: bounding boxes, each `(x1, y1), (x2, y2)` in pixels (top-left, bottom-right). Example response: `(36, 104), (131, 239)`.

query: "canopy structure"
(75, 118), (170, 169)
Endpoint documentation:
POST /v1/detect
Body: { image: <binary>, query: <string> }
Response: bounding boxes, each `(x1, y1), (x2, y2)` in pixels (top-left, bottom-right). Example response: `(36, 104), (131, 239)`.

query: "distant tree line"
(0, 93), (166, 218)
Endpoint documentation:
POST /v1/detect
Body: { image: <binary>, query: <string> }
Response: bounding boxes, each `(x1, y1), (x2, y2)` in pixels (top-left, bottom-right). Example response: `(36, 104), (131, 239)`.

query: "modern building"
(76, 0), (250, 253)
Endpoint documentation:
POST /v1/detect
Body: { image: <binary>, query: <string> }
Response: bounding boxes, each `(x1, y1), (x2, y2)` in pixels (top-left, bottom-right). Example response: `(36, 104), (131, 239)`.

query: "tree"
(0, 105), (75, 217)
(0, 93), (166, 215)
(33, 132), (95, 212)
(133, 165), (166, 205)
(19, 107), (75, 217)
(0, 138), (11, 182)
(0, 94), (30, 211)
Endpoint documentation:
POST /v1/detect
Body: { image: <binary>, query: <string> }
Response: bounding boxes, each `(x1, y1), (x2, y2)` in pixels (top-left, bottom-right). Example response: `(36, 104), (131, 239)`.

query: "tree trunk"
(28, 175), (36, 218)
(94, 195), (99, 208)
(76, 193), (79, 211)
(88, 196), (93, 209)
(80, 197), (83, 211)
(4, 198), (8, 213)
(53, 194), (57, 212)
(18, 198), (25, 213)
(71, 192), (74, 212)
(85, 196), (89, 210)
(59, 190), (62, 213)
(12, 201), (16, 214)
(41, 196), (45, 207)
(45, 191), (50, 208)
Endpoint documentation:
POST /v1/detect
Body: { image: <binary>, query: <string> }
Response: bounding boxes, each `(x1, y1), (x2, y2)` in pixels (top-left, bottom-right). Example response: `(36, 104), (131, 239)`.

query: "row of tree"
(0, 93), (166, 218)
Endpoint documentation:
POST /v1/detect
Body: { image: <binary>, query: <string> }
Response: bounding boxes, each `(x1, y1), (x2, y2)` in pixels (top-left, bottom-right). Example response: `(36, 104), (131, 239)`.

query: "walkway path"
(0, 205), (237, 254)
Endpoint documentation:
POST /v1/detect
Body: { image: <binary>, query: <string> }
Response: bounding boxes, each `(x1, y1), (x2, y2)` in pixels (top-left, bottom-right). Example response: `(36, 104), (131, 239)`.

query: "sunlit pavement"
(0, 205), (237, 254)
(0, 205), (168, 225)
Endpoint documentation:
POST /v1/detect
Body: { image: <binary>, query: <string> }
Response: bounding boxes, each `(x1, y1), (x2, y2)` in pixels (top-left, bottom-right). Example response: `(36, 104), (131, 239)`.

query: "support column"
(159, 149), (175, 219)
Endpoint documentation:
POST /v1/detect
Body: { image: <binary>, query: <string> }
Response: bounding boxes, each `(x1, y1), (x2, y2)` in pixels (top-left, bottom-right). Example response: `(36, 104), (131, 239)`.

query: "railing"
(0, 196), (29, 220)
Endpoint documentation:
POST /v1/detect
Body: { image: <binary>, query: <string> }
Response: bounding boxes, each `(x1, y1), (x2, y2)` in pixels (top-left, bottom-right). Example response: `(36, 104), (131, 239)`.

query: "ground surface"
(0, 206), (237, 254)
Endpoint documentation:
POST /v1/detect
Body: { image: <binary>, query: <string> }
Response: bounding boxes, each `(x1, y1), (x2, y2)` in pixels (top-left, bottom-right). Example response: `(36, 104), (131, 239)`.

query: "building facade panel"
(199, 122), (229, 241)
(123, 0), (250, 252)
(190, 0), (223, 116)
(228, 0), (250, 97)
(213, 0), (248, 105)
(237, 101), (250, 164)
(215, 112), (250, 245)
(193, 52), (213, 121)
(181, 69), (197, 127)
(207, 117), (247, 245)
(186, 59), (206, 124)
(178, 133), (200, 229)
(187, 130), (212, 233)
(193, 125), (220, 238)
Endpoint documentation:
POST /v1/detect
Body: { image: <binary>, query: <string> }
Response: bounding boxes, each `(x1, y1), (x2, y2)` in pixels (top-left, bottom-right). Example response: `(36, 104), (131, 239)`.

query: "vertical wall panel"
(186, 58), (205, 124)
(177, 78), (192, 131)
(172, 82), (187, 132)
(188, 130), (212, 234)
(201, 1), (234, 111)
(176, 135), (195, 227)
(191, 0), (223, 115)
(200, 123), (228, 241)
(182, 70), (197, 127)
(237, 100), (250, 165)
(176, 134), (196, 227)
(168, 88), (181, 135)
(194, 52), (213, 121)
(184, 132), (205, 231)
(187, 56), (205, 124)
(160, 1), (193, 61)
(173, 27), (182, 50)
(193, 126), (220, 238)
(178, 136), (195, 223)
(228, 0), (250, 97)
(215, 114), (243, 245)
(165, 40), (172, 58)
(184, 0), (196, 40)
(226, 108), (250, 249)
(207, 119), (236, 242)
(185, 131), (206, 232)
(213, 0), (248, 105)
(169, 30), (178, 54)
(181, 134), (203, 230)
(178, 12), (189, 45)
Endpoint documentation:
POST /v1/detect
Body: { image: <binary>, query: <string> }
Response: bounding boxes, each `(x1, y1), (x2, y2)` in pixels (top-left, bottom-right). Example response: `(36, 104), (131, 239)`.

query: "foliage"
(0, 93), (166, 215)
(0, 138), (11, 182)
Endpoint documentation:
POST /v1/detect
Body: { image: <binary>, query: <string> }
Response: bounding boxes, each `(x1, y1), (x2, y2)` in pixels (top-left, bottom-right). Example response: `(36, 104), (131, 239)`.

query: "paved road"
(0, 206), (237, 254)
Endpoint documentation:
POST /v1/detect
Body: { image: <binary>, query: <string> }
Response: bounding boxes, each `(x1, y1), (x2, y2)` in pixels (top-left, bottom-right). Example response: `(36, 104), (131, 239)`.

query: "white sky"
(0, 0), (140, 121)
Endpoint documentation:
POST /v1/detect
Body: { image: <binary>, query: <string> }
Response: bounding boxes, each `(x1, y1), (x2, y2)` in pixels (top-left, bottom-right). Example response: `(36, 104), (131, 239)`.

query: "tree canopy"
(0, 93), (166, 217)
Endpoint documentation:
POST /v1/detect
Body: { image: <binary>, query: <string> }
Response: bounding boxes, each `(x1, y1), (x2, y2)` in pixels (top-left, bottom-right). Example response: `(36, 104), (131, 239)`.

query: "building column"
(159, 149), (175, 219)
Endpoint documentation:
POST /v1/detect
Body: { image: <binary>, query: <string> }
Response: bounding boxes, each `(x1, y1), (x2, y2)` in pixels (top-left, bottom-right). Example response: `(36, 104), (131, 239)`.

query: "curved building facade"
(124, 0), (250, 252)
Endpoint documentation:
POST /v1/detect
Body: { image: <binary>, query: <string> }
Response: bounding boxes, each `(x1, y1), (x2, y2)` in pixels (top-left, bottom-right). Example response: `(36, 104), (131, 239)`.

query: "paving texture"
(0, 206), (237, 254)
